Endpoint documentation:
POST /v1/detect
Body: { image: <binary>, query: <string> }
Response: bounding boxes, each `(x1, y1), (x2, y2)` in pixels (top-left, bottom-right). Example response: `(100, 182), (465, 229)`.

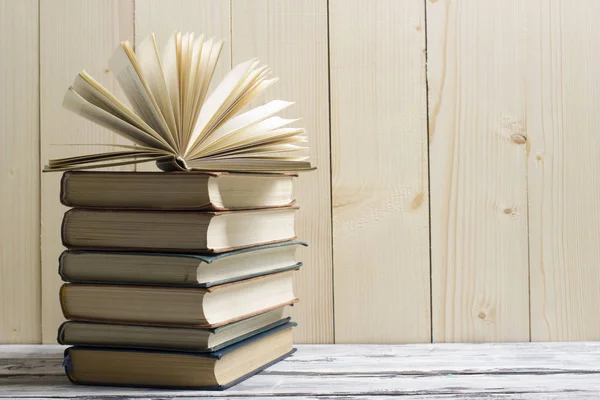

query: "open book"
(45, 32), (312, 172)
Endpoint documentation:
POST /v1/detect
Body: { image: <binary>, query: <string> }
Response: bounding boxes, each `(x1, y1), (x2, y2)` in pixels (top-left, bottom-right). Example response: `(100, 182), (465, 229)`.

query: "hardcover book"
(61, 207), (297, 253)
(58, 308), (290, 352)
(59, 241), (306, 287)
(60, 269), (298, 328)
(62, 322), (296, 390)
(60, 171), (297, 210)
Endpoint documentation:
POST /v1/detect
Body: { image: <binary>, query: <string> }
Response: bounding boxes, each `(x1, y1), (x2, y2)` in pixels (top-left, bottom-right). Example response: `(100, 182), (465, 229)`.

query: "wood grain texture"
(5, 0), (600, 346)
(0, 397), (592, 400)
(329, 0), (430, 343)
(5, 342), (600, 375)
(40, 0), (134, 343)
(526, 1), (600, 341)
(2, 374), (600, 398)
(427, 0), (530, 342)
(231, 0), (333, 344)
(0, 0), (41, 344)
(135, 0), (230, 68)
(2, 344), (600, 397)
(134, 0), (231, 172)
(2, 396), (596, 400)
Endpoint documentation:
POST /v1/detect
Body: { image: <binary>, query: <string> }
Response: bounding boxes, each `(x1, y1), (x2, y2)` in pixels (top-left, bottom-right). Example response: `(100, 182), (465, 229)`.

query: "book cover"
(60, 170), (299, 210)
(58, 241), (307, 287)
(60, 207), (299, 254)
(57, 317), (292, 353)
(59, 276), (299, 328)
(62, 322), (297, 390)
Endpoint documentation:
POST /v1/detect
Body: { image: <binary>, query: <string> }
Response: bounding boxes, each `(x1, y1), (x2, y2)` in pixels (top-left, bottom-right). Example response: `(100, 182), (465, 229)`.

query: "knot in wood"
(510, 133), (527, 144)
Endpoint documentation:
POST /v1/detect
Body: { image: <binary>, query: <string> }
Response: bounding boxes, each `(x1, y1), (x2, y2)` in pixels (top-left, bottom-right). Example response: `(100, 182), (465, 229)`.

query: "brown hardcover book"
(59, 270), (298, 328)
(60, 171), (297, 210)
(62, 323), (296, 390)
(61, 207), (297, 253)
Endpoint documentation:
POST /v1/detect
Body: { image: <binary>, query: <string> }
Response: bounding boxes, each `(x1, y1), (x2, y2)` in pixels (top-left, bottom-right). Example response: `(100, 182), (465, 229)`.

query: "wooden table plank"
(4, 397), (598, 400)
(4, 343), (600, 376)
(1, 373), (600, 398)
(1, 344), (599, 398)
(2, 397), (599, 400)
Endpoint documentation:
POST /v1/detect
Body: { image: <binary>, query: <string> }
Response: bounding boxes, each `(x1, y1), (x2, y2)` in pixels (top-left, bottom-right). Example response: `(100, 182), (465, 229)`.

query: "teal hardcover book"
(59, 241), (307, 287)
(57, 307), (292, 352)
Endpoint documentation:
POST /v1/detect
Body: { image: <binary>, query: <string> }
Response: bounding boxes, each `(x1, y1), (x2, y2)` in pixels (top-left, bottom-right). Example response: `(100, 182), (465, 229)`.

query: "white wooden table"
(1, 343), (600, 399)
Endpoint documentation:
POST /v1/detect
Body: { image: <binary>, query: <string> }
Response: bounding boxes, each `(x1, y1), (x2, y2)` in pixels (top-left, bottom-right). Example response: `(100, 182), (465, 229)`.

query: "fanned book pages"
(45, 32), (312, 172)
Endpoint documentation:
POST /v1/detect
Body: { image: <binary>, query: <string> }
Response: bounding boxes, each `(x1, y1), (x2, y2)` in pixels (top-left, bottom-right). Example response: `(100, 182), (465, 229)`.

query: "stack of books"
(45, 32), (314, 390)
(56, 170), (304, 389)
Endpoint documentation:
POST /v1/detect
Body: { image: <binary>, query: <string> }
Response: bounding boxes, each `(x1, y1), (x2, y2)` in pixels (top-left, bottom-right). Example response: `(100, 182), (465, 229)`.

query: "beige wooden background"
(2, 0), (600, 344)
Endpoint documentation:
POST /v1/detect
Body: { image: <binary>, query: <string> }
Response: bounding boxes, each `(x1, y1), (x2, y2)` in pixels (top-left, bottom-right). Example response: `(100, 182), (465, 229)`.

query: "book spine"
(155, 157), (188, 172)
(56, 321), (69, 345)
(62, 348), (75, 382)
(59, 284), (70, 320)
(59, 172), (72, 207)
(61, 209), (73, 248)
(57, 251), (67, 282)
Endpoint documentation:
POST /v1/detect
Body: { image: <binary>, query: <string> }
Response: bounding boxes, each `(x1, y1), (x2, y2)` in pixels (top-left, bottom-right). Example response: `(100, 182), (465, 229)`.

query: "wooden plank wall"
(1, 0), (600, 344)
(329, 0), (430, 343)
(133, 0), (230, 174)
(0, 0), (40, 343)
(526, 0), (600, 341)
(230, 0), (333, 343)
(39, 0), (135, 343)
(427, 0), (530, 342)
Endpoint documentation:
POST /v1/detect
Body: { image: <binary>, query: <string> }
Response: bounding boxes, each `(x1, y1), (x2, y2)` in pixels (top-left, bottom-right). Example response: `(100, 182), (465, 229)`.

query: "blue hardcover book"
(58, 241), (307, 287)
(63, 322), (296, 390)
